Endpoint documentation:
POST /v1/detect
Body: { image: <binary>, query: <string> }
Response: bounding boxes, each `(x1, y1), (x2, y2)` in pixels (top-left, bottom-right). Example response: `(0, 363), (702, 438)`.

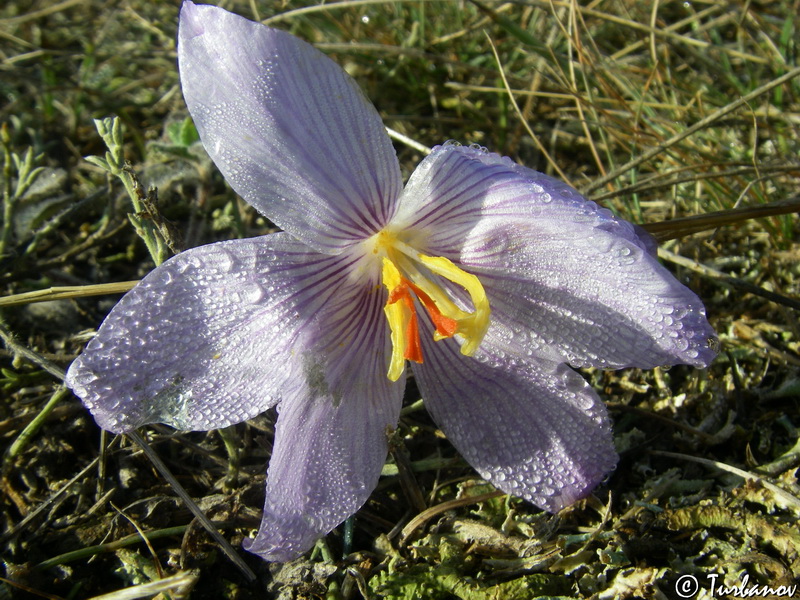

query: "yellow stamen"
(417, 254), (490, 356)
(376, 233), (491, 381)
(381, 258), (415, 381)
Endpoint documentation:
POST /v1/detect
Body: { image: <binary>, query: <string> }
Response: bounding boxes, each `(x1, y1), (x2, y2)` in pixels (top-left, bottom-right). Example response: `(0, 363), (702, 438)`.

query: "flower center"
(369, 231), (490, 381)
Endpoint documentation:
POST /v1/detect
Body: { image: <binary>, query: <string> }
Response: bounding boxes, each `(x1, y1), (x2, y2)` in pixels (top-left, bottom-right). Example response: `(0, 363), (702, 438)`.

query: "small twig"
(606, 402), (717, 444)
(400, 490), (505, 541)
(4, 386), (71, 465)
(385, 127), (431, 155)
(0, 452), (105, 544)
(127, 431), (257, 582)
(0, 319), (67, 381)
(111, 502), (166, 580)
(658, 247), (800, 312)
(0, 577), (65, 600)
(650, 450), (800, 511)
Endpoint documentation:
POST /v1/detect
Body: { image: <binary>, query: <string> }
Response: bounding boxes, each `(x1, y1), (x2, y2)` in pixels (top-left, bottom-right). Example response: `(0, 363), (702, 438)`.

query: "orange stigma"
(379, 238), (490, 381)
(385, 276), (459, 364)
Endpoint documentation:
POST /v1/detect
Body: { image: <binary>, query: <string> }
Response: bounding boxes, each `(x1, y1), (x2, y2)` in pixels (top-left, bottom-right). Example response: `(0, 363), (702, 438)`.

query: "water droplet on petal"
(150, 268), (174, 286)
(240, 283), (265, 304)
(467, 143), (488, 153)
(216, 249), (236, 273)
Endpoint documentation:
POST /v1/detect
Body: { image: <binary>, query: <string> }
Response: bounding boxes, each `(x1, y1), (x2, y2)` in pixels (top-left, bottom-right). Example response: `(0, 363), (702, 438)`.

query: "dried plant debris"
(1, 0), (799, 598)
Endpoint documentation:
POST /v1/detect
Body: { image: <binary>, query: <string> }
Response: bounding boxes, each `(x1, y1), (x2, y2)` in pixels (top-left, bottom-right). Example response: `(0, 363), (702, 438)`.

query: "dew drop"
(151, 268), (174, 286)
(467, 143), (488, 153)
(73, 370), (99, 387)
(216, 249), (236, 273)
(240, 283), (265, 304)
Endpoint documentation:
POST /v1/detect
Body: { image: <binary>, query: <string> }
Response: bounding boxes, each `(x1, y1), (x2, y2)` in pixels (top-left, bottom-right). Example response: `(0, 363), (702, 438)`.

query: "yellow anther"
(381, 258), (414, 381)
(376, 233), (491, 380)
(416, 254), (490, 356)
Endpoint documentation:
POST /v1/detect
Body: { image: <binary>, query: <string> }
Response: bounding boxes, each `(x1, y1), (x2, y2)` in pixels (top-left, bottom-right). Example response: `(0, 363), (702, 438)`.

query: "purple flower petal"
(245, 330), (403, 562)
(66, 233), (389, 433)
(464, 226), (716, 370)
(413, 332), (617, 512)
(394, 143), (649, 257)
(394, 144), (717, 369)
(178, 1), (402, 254)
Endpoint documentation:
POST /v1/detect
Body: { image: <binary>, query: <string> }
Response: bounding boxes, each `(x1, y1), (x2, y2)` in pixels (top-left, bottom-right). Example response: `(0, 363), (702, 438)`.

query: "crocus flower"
(66, 1), (717, 562)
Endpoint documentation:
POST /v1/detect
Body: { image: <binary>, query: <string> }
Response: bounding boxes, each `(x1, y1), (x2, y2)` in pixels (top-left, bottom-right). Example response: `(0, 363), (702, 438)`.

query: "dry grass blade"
(593, 163), (799, 201)
(658, 247), (800, 312)
(1, 455), (101, 545)
(400, 490), (504, 541)
(486, 33), (571, 183)
(553, 1), (770, 64)
(0, 0), (88, 25)
(85, 571), (199, 600)
(583, 66), (800, 195)
(641, 196), (800, 241)
(0, 281), (139, 308)
(651, 450), (800, 512)
(386, 126), (431, 155)
(0, 320), (67, 380)
(126, 432), (257, 583)
(263, 0), (444, 24)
